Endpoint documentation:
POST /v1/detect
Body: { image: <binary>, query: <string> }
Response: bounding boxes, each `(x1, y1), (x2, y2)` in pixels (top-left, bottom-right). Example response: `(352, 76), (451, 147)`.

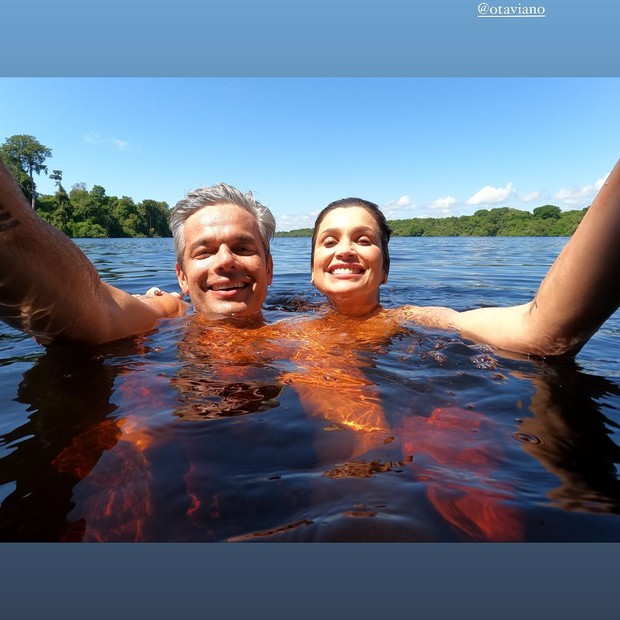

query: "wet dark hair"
(311, 197), (392, 276)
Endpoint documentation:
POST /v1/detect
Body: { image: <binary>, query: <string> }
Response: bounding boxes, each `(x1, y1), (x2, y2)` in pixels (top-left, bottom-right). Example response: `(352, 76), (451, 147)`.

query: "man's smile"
(209, 280), (249, 292)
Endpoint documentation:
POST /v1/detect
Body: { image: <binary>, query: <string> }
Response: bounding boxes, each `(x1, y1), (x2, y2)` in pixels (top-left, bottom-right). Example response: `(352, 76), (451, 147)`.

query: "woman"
(310, 158), (620, 358)
(304, 159), (620, 540)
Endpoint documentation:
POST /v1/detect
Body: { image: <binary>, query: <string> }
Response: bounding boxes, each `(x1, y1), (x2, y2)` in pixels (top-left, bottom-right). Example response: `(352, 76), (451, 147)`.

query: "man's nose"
(212, 245), (237, 269)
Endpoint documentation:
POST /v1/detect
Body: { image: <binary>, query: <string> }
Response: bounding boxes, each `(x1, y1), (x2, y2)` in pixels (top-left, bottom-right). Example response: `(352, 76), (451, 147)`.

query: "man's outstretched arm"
(0, 160), (186, 346)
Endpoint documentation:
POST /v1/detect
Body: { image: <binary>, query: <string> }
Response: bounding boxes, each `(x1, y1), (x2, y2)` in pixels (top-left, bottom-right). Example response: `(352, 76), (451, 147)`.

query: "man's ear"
(176, 263), (190, 295)
(267, 254), (274, 285)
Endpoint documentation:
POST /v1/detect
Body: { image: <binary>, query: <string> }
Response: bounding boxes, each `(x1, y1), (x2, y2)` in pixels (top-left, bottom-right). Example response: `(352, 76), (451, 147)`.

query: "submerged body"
(3, 278), (620, 541)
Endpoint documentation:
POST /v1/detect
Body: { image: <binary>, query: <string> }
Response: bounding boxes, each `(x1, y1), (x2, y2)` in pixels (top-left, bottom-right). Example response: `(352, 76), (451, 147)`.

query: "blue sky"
(1, 77), (619, 231)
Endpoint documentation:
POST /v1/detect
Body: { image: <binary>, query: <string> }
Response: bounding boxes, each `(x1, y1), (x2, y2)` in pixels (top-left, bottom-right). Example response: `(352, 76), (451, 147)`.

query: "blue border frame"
(1, 0), (619, 77)
(2, 1), (619, 617)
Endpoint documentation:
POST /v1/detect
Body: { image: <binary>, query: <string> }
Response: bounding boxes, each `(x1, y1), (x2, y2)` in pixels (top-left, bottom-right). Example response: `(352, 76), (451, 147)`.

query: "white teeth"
(332, 267), (363, 275)
(211, 281), (246, 291)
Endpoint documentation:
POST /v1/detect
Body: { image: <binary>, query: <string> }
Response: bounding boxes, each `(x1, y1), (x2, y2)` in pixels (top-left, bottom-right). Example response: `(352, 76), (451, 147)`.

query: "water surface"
(1, 237), (619, 541)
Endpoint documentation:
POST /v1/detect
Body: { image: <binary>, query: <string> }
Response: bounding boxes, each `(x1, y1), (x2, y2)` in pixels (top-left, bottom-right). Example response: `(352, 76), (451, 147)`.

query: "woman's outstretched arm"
(451, 158), (620, 357)
(0, 160), (186, 346)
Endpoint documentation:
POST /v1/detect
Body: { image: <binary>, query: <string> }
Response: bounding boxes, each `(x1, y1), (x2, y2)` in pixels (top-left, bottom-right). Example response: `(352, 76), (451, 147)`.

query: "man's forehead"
(184, 203), (263, 248)
(186, 203), (258, 232)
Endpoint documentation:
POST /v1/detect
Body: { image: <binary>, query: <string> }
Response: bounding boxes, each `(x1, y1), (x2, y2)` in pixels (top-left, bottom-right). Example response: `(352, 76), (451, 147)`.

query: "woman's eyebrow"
(319, 225), (376, 238)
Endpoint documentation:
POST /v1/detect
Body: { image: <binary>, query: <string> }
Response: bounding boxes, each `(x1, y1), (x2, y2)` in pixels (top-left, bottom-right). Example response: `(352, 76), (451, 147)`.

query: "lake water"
(1, 236), (620, 541)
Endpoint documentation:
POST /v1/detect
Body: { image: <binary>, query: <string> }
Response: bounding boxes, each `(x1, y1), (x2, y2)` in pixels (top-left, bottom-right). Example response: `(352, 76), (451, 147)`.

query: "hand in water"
(133, 287), (184, 300)
(131, 287), (188, 319)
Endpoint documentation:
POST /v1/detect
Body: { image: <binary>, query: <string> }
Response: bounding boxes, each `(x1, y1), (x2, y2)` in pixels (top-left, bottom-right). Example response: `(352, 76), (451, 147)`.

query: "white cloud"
(381, 195), (416, 219)
(520, 191), (542, 203)
(554, 176), (607, 207)
(277, 212), (314, 232)
(83, 132), (129, 150)
(428, 196), (457, 211)
(465, 182), (516, 205)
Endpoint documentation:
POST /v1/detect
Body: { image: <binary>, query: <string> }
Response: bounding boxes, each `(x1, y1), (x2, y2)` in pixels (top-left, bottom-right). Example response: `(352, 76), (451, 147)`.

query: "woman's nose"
(335, 239), (356, 257)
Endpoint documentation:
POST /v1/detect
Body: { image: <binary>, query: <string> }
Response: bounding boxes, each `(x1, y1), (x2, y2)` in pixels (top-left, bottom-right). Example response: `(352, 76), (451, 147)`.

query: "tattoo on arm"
(0, 206), (20, 233)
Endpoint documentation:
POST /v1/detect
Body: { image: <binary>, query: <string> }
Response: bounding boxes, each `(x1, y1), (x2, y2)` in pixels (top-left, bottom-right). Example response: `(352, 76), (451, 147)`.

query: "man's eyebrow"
(187, 233), (259, 252)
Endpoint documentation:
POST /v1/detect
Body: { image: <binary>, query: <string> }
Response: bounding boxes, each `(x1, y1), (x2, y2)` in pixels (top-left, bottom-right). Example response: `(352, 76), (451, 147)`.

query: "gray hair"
(170, 182), (276, 266)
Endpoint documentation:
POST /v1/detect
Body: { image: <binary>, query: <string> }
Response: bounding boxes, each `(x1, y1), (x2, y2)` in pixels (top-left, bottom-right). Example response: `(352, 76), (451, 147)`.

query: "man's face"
(176, 203), (273, 317)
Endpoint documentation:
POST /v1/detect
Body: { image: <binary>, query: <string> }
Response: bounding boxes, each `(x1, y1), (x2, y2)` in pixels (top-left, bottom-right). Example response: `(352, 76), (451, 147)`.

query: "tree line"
(2, 134), (588, 239)
(277, 204), (588, 238)
(0, 134), (171, 238)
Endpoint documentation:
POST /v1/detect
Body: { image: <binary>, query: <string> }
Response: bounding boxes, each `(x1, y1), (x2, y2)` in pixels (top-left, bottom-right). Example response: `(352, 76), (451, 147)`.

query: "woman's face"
(311, 206), (385, 308)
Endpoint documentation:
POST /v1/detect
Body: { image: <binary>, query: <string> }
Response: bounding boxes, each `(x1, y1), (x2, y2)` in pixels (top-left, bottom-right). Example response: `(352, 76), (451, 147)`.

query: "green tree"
(533, 204), (562, 220)
(139, 199), (172, 237)
(71, 220), (108, 238)
(49, 169), (64, 190)
(110, 196), (143, 237)
(0, 134), (53, 208)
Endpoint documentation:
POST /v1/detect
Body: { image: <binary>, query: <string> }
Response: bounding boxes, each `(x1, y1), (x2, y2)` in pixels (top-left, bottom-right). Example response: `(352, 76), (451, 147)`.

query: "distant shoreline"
(276, 204), (587, 238)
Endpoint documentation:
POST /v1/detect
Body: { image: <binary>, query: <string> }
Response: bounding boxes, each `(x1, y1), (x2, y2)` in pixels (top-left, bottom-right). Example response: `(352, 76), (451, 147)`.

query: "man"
(169, 182), (275, 317)
(0, 159), (273, 346)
